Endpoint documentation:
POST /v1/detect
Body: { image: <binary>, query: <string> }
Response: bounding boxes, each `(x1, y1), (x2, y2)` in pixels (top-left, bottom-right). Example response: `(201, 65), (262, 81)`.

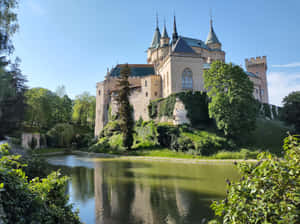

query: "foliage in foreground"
(204, 61), (257, 138)
(210, 135), (300, 224)
(281, 91), (300, 133)
(0, 143), (81, 223)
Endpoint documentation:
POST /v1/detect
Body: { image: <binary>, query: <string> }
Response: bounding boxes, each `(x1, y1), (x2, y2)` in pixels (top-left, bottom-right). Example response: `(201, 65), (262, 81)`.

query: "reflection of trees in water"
(95, 162), (137, 224)
(93, 161), (216, 224)
(71, 167), (95, 202)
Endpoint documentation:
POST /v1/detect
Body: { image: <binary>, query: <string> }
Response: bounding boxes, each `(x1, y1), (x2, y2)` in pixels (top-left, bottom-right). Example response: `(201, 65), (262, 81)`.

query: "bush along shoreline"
(0, 143), (82, 224)
(209, 135), (300, 224)
(85, 120), (275, 160)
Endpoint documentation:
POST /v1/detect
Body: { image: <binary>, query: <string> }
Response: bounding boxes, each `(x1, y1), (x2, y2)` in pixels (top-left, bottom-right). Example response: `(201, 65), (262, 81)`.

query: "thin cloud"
(272, 62), (300, 68)
(268, 71), (300, 106)
(28, 0), (45, 16)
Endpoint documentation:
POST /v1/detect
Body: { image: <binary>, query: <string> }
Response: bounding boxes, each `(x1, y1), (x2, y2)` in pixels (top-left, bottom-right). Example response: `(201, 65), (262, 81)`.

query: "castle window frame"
(98, 90), (101, 96)
(155, 91), (157, 96)
(145, 80), (147, 87)
(145, 92), (148, 97)
(182, 68), (193, 90)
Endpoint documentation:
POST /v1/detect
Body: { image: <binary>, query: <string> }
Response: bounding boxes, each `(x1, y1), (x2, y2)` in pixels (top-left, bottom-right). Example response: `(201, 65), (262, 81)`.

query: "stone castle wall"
(95, 75), (162, 136)
(245, 56), (269, 103)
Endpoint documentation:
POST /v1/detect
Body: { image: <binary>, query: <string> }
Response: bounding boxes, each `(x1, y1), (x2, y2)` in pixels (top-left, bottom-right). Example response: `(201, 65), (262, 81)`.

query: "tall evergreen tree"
(116, 64), (134, 150)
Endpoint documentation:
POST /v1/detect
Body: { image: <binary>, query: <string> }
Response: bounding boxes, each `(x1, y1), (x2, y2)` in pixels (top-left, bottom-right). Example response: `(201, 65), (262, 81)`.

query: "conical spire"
(150, 14), (161, 48)
(162, 19), (169, 38)
(205, 18), (220, 45)
(172, 15), (178, 45)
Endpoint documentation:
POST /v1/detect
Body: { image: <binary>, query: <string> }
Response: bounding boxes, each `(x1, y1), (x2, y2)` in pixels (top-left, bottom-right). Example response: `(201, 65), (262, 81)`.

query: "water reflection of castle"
(68, 159), (237, 223)
(93, 162), (216, 224)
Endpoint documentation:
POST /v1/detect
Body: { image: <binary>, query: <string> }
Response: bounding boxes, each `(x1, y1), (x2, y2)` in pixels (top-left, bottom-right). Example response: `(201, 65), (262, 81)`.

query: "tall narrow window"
(182, 68), (193, 90)
(145, 80), (147, 87)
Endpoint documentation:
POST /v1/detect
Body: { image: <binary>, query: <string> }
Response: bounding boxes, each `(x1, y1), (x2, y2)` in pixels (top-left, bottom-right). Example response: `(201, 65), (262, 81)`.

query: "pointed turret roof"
(172, 15), (178, 44)
(150, 14), (161, 48)
(205, 19), (220, 45)
(162, 20), (169, 39)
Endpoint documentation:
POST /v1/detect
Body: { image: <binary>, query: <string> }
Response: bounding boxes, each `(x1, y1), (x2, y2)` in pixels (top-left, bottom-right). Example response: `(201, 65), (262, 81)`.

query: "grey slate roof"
(180, 36), (222, 52)
(181, 36), (209, 49)
(110, 64), (155, 77)
(172, 38), (195, 53)
(150, 27), (161, 48)
(205, 20), (220, 45)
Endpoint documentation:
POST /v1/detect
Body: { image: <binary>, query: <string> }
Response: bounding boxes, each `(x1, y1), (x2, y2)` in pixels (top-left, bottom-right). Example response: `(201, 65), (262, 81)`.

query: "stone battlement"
(245, 56), (267, 67)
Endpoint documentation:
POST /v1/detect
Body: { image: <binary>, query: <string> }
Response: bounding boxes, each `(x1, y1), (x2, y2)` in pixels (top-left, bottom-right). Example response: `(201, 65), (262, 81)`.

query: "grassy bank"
(31, 147), (69, 155)
(78, 147), (260, 160)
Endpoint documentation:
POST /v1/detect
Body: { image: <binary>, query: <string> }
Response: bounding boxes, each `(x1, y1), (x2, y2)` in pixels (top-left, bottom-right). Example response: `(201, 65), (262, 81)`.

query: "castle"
(95, 16), (269, 136)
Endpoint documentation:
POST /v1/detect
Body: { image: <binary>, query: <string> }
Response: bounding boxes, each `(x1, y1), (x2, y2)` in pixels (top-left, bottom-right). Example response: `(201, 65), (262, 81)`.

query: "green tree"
(203, 61), (256, 138)
(72, 92), (95, 129)
(282, 91), (300, 133)
(116, 64), (134, 150)
(0, 0), (27, 138)
(0, 0), (19, 54)
(24, 88), (55, 129)
(0, 58), (27, 137)
(24, 87), (73, 130)
(210, 135), (300, 224)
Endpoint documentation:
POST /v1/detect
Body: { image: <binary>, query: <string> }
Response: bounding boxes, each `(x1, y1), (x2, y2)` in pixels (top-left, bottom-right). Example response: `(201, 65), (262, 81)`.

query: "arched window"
(182, 68), (193, 90)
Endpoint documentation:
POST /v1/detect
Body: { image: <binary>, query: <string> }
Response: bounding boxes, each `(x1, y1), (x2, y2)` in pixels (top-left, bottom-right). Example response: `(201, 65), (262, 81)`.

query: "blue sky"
(13, 0), (300, 105)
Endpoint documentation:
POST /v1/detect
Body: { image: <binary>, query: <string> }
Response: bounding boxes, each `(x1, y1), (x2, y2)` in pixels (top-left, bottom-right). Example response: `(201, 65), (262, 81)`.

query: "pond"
(46, 155), (240, 224)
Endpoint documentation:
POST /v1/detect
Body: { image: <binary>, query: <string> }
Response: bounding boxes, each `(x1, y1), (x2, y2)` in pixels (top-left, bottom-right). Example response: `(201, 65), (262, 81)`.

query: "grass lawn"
(32, 147), (68, 155)
(84, 147), (260, 160)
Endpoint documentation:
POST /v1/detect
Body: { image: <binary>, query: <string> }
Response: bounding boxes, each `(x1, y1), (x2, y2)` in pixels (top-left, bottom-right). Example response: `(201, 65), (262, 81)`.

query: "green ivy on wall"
(148, 91), (210, 126)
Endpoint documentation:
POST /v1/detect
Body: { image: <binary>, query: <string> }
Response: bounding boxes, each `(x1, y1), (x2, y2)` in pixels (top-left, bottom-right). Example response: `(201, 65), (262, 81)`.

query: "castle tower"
(150, 14), (161, 49)
(160, 20), (170, 47)
(245, 56), (269, 103)
(172, 15), (178, 45)
(205, 18), (221, 50)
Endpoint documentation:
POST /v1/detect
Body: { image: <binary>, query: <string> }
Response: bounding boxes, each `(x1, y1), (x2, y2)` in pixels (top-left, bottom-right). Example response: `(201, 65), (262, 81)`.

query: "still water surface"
(46, 155), (239, 224)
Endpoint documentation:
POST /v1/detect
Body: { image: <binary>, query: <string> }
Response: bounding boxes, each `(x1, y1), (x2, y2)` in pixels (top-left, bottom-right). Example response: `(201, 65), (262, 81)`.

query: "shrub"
(46, 123), (74, 147)
(99, 121), (121, 138)
(134, 121), (159, 147)
(88, 137), (110, 153)
(0, 144), (81, 223)
(182, 131), (235, 156)
(171, 135), (195, 152)
(73, 133), (93, 148)
(210, 135), (300, 223)
(10, 137), (21, 145)
(157, 123), (180, 148)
